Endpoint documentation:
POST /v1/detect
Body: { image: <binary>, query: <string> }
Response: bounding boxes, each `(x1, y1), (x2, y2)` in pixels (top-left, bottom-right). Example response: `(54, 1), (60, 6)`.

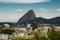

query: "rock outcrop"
(17, 10), (36, 25)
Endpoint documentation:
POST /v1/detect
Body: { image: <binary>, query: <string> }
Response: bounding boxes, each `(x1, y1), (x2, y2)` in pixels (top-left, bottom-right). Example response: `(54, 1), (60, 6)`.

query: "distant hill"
(27, 16), (60, 25)
(0, 22), (16, 26)
(49, 17), (60, 25)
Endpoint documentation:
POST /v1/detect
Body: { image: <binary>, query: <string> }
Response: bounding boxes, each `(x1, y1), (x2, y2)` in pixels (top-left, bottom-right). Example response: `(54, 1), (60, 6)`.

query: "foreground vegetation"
(15, 26), (60, 40)
(0, 25), (60, 40)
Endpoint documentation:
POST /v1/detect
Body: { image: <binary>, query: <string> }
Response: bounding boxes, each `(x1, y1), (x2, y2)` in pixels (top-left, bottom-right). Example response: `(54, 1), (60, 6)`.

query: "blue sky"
(0, 0), (60, 22)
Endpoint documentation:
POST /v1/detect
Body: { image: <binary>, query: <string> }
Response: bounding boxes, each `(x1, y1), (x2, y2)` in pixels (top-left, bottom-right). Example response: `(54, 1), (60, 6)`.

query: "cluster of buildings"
(0, 23), (60, 40)
(0, 22), (47, 40)
(0, 22), (39, 40)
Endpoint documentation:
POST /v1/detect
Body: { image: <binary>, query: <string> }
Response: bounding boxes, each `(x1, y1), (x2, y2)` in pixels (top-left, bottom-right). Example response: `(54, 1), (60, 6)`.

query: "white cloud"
(16, 9), (23, 12)
(40, 8), (48, 12)
(56, 9), (60, 12)
(0, 16), (20, 22)
(0, 0), (50, 3)
(8, 16), (19, 20)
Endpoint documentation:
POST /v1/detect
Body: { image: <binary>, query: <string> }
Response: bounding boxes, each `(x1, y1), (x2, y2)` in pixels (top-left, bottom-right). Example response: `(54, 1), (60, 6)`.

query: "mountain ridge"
(17, 9), (60, 26)
(27, 16), (60, 25)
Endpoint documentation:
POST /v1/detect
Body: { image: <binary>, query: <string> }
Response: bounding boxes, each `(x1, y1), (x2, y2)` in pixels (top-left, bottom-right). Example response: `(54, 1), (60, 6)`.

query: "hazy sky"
(0, 0), (60, 22)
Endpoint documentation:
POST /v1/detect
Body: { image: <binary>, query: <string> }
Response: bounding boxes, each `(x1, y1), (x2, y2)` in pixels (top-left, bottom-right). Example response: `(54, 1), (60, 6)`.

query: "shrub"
(31, 27), (48, 40)
(1, 29), (14, 35)
(15, 37), (29, 40)
(47, 26), (60, 40)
